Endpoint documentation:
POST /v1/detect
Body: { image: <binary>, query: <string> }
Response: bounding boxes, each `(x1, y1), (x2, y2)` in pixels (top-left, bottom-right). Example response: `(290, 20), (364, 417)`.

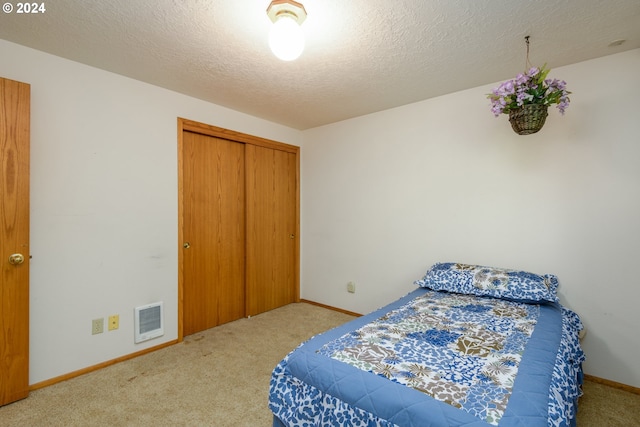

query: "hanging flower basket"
(508, 104), (549, 135)
(487, 64), (570, 136)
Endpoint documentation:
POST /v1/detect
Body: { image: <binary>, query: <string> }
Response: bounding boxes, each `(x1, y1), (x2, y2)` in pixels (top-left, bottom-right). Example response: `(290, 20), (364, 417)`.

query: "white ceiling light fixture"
(267, 0), (307, 61)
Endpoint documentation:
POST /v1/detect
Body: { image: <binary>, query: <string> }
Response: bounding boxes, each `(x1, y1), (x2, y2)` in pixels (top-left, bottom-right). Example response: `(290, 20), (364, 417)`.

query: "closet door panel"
(182, 132), (245, 335)
(245, 145), (296, 316)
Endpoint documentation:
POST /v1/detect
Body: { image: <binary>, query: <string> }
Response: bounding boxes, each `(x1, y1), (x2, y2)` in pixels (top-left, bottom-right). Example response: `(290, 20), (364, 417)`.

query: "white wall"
(0, 40), (302, 385)
(300, 49), (640, 388)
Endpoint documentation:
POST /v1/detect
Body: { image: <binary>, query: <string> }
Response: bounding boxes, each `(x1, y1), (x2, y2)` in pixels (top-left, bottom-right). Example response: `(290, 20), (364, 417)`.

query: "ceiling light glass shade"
(269, 15), (305, 61)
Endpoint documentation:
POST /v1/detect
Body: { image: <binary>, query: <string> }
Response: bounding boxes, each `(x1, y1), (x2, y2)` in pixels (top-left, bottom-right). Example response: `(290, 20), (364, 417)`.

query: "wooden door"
(181, 131), (245, 336)
(0, 77), (30, 406)
(245, 144), (297, 316)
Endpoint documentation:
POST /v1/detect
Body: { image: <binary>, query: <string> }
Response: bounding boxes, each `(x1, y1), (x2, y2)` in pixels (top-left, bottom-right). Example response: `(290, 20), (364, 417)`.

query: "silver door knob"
(8, 253), (25, 265)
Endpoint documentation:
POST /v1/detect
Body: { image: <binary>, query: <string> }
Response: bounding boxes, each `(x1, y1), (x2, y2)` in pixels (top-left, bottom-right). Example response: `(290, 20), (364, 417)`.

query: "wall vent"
(134, 302), (164, 343)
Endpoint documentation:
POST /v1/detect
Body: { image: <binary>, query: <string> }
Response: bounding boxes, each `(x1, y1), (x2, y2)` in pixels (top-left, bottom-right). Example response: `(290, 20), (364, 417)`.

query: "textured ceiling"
(1, 0), (639, 130)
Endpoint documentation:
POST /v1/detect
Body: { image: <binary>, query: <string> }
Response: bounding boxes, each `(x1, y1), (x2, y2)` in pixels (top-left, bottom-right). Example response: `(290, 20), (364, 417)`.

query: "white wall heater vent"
(134, 302), (164, 343)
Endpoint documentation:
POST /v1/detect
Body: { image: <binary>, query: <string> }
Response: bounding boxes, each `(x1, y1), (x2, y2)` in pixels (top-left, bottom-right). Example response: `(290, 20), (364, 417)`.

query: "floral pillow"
(414, 262), (559, 304)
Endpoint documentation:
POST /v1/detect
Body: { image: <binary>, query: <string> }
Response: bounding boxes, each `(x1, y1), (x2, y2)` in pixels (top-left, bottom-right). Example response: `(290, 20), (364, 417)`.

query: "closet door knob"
(183, 242), (191, 249)
(8, 253), (25, 265)
(289, 234), (295, 239)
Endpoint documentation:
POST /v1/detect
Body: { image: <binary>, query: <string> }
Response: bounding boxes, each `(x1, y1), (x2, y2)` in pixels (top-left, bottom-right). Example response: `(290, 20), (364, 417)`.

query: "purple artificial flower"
(515, 73), (528, 86)
(487, 64), (570, 116)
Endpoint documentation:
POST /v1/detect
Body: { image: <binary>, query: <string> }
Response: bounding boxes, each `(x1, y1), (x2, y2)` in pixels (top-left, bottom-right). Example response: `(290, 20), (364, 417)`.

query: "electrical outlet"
(347, 281), (356, 293)
(108, 314), (119, 331)
(92, 318), (104, 335)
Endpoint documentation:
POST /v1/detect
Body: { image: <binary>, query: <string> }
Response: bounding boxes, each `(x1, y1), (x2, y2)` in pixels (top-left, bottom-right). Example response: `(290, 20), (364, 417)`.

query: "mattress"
(269, 284), (584, 427)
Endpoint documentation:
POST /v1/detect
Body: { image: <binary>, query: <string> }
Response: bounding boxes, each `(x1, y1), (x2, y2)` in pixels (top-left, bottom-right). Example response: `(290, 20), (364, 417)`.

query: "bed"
(269, 262), (585, 427)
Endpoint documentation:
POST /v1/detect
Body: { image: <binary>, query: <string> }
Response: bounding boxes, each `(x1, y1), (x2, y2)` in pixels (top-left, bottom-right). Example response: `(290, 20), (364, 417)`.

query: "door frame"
(177, 118), (300, 341)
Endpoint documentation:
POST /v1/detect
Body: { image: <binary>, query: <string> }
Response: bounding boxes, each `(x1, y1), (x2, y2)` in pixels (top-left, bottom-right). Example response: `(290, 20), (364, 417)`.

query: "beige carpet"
(0, 302), (638, 426)
(577, 380), (640, 426)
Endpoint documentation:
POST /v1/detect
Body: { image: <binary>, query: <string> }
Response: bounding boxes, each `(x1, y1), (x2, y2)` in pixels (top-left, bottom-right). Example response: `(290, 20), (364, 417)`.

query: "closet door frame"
(177, 118), (300, 341)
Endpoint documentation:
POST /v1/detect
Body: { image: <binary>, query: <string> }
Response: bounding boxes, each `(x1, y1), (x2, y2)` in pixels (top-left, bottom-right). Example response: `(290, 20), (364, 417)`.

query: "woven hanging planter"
(508, 104), (549, 135)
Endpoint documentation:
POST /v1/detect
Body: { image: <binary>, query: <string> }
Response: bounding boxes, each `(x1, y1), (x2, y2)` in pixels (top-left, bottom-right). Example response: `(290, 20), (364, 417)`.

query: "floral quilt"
(316, 291), (539, 425)
(269, 287), (584, 427)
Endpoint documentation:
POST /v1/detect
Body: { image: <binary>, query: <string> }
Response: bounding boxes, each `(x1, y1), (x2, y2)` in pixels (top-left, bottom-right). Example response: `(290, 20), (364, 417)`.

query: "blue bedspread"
(269, 288), (584, 427)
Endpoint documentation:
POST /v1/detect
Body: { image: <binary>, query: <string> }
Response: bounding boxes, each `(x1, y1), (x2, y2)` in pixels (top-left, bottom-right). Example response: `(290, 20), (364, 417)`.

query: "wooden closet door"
(0, 77), (30, 406)
(182, 131), (245, 335)
(245, 144), (297, 316)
